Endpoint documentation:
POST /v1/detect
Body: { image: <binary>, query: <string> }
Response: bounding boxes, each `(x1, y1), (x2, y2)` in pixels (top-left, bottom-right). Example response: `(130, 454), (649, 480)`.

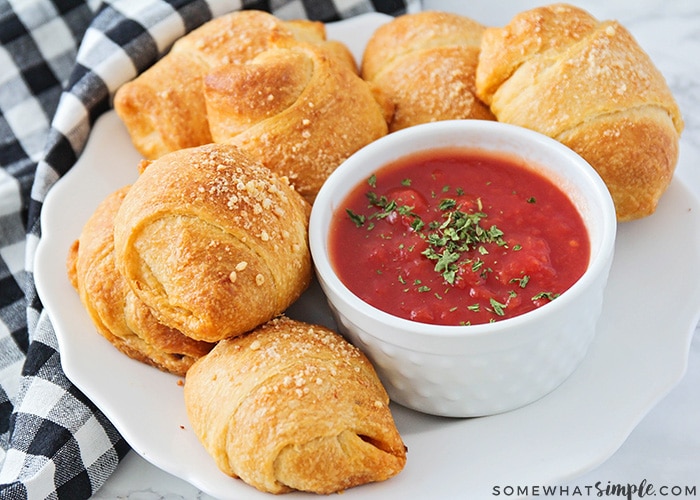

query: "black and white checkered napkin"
(0, 1), (418, 497)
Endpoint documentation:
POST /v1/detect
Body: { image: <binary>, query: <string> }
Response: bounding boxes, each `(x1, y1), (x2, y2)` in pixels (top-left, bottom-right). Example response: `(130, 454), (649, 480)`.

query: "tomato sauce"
(328, 148), (590, 326)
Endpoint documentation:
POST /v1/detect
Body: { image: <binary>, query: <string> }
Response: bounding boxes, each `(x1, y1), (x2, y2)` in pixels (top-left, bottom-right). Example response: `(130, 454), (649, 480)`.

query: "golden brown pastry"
(184, 316), (407, 494)
(475, 3), (684, 221)
(112, 144), (312, 343)
(361, 11), (496, 132)
(203, 40), (391, 201)
(113, 10), (346, 160)
(67, 186), (214, 376)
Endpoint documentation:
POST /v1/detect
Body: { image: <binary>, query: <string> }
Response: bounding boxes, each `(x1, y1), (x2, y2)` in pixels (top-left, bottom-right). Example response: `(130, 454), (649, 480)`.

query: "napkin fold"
(0, 0), (419, 497)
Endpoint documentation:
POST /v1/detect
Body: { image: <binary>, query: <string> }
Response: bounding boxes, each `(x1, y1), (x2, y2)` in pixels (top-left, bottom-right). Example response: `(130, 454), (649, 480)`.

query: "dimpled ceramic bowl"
(309, 120), (617, 417)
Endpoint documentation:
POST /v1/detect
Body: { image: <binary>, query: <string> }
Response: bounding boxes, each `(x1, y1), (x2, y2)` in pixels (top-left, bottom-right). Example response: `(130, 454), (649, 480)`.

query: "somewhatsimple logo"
(491, 480), (697, 498)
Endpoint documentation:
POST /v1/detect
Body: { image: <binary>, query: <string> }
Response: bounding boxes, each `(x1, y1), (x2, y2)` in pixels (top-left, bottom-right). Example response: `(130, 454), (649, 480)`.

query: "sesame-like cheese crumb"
(235, 261), (248, 271)
(255, 274), (265, 285)
(249, 340), (261, 351)
(229, 271), (237, 283)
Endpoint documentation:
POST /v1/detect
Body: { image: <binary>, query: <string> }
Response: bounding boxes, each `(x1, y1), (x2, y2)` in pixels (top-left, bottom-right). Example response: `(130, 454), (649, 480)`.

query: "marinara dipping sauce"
(328, 148), (591, 326)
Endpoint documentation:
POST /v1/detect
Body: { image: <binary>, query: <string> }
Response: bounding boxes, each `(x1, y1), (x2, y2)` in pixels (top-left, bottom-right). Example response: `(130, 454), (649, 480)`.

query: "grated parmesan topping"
(177, 145), (306, 250)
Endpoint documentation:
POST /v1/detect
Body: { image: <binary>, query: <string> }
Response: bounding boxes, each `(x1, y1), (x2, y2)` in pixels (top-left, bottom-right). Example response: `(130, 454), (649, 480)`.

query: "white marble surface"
(95, 1), (700, 498)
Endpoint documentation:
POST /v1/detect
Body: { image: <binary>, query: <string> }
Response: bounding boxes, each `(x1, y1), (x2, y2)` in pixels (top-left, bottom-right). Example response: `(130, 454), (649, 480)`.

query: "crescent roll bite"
(475, 3), (683, 220)
(184, 316), (407, 494)
(113, 10), (339, 160)
(361, 11), (496, 132)
(112, 144), (312, 343)
(67, 186), (213, 376)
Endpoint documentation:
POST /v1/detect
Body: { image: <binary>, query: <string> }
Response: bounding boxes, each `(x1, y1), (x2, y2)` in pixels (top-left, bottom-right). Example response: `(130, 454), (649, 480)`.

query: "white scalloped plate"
(35, 13), (700, 499)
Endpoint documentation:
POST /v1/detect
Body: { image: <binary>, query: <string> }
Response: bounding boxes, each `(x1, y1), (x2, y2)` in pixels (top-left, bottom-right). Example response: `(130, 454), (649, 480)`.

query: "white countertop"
(94, 1), (700, 498)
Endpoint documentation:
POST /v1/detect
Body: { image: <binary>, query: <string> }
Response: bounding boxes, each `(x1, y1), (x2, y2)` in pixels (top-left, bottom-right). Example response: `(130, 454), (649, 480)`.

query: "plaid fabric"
(0, 0), (419, 498)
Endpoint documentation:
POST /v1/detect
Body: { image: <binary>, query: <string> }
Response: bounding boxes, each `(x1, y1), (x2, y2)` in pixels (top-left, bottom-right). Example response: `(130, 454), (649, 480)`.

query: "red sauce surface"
(328, 148), (590, 326)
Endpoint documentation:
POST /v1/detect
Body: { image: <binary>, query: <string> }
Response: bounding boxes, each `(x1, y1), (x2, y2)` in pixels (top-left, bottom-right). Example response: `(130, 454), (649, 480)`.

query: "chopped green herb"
(411, 218), (425, 232)
(509, 275), (530, 288)
(532, 291), (560, 301)
(346, 209), (365, 227)
(397, 204), (414, 215)
(489, 297), (507, 316)
(439, 198), (456, 210)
